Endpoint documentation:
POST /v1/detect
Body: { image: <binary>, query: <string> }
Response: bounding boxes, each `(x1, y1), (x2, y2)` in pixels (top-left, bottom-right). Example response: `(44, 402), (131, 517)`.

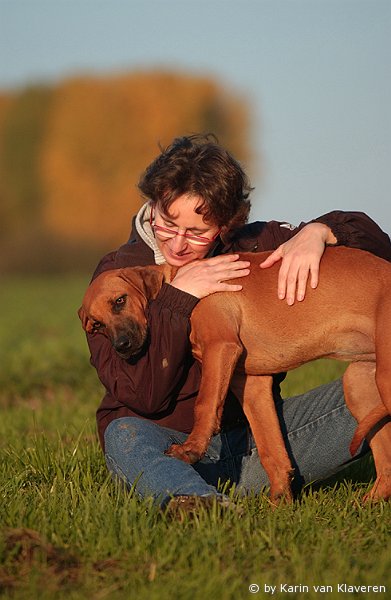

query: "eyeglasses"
(150, 207), (221, 247)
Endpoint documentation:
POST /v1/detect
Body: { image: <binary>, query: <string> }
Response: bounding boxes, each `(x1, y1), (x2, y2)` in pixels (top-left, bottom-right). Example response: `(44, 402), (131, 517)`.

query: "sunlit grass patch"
(0, 276), (389, 599)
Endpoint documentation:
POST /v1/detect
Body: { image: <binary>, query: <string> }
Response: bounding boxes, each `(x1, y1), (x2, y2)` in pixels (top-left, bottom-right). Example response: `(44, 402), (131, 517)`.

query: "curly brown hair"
(138, 134), (253, 237)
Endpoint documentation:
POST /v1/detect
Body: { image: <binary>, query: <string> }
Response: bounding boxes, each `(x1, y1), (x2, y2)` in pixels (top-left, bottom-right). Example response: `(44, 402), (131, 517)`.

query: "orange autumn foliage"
(40, 70), (250, 247)
(0, 70), (251, 272)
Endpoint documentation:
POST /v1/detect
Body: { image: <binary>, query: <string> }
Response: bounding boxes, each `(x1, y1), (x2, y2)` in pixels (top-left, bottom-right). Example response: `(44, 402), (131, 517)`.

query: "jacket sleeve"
(312, 211), (391, 261)
(86, 283), (199, 416)
(245, 211), (391, 261)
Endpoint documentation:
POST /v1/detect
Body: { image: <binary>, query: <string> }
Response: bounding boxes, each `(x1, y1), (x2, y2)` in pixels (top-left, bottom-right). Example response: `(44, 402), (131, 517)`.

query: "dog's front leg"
(165, 341), (243, 464)
(233, 374), (295, 502)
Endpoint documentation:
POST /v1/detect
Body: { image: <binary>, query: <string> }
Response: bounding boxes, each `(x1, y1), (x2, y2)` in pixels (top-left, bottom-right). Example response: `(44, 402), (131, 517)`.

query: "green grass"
(0, 276), (390, 599)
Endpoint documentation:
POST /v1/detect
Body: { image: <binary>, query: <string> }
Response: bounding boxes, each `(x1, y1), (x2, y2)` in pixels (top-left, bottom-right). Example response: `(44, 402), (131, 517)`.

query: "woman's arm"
(312, 210), (391, 260)
(258, 210), (391, 304)
(87, 282), (199, 417)
(86, 253), (250, 415)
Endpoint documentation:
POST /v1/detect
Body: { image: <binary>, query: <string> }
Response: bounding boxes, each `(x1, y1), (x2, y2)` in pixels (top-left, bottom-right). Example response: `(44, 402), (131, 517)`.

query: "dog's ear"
(138, 267), (166, 300)
(119, 266), (169, 301)
(78, 305), (87, 327)
(78, 305), (95, 333)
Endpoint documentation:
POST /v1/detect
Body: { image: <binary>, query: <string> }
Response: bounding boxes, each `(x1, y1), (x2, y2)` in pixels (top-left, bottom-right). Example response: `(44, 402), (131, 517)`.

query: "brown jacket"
(86, 211), (391, 450)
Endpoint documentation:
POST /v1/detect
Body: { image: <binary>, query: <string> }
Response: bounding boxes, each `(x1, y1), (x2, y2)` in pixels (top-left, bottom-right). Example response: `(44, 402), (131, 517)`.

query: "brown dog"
(79, 247), (391, 502)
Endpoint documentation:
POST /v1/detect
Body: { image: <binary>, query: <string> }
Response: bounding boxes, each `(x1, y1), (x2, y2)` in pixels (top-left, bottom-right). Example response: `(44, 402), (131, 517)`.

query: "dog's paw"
(363, 472), (391, 502)
(165, 443), (203, 464)
(269, 482), (294, 506)
(269, 490), (294, 508)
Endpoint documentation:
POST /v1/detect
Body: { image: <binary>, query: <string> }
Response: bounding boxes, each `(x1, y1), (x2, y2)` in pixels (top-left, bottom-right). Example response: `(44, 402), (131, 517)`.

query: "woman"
(86, 134), (391, 510)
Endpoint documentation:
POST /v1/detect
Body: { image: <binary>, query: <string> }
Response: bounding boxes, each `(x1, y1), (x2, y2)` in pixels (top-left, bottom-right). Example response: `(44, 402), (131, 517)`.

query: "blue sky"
(1, 0), (390, 231)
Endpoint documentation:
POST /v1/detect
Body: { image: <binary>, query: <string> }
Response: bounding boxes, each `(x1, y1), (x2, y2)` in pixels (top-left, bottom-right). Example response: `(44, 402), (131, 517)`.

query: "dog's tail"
(350, 403), (390, 456)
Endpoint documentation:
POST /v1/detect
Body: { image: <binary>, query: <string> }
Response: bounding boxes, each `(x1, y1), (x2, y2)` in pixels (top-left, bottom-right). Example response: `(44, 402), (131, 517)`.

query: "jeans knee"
(104, 417), (150, 453)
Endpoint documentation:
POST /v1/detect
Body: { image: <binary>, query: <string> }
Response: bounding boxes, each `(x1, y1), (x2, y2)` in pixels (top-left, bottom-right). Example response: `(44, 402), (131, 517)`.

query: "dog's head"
(78, 265), (170, 359)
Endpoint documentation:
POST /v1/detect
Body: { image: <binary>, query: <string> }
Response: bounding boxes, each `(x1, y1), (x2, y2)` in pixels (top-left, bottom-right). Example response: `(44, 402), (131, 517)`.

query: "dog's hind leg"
(343, 362), (391, 501)
(232, 374), (295, 502)
(350, 403), (389, 456)
(374, 301), (391, 420)
(350, 298), (391, 457)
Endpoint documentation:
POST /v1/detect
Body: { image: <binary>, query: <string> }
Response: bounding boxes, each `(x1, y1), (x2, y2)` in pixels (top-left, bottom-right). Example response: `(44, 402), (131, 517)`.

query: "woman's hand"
(260, 223), (337, 305)
(170, 254), (251, 299)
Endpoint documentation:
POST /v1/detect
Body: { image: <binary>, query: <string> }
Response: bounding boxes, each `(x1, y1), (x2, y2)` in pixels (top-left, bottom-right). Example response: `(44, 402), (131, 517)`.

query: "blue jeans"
(104, 379), (367, 506)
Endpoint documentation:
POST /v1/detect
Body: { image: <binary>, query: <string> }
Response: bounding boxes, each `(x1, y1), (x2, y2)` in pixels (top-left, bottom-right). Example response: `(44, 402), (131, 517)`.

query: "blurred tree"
(41, 71), (250, 247)
(0, 86), (52, 237)
(0, 70), (251, 272)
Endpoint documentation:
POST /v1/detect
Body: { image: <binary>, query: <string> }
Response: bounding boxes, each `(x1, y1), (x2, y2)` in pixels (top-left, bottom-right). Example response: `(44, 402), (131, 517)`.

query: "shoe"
(163, 494), (243, 521)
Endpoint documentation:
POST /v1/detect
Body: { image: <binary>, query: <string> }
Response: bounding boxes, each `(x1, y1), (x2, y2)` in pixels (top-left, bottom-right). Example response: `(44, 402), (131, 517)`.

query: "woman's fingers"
(260, 223), (329, 304)
(170, 255), (250, 298)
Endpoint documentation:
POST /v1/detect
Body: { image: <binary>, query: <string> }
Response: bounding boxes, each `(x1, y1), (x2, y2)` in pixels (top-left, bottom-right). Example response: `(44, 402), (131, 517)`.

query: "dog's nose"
(114, 336), (132, 354)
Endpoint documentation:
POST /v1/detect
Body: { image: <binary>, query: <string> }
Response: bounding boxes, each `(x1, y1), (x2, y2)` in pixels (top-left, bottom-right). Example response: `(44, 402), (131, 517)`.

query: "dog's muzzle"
(114, 335), (133, 356)
(112, 322), (147, 359)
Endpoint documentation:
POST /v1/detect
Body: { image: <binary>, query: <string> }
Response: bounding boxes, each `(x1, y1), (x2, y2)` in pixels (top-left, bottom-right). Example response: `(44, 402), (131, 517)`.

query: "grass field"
(1, 276), (390, 599)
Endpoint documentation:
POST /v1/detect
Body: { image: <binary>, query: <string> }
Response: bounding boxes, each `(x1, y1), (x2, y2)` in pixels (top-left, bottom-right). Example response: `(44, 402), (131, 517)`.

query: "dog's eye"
(93, 321), (103, 331)
(115, 295), (127, 306)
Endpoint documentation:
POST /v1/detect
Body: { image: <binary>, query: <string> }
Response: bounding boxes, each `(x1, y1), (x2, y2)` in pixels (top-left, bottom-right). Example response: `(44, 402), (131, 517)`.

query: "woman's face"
(152, 194), (220, 267)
